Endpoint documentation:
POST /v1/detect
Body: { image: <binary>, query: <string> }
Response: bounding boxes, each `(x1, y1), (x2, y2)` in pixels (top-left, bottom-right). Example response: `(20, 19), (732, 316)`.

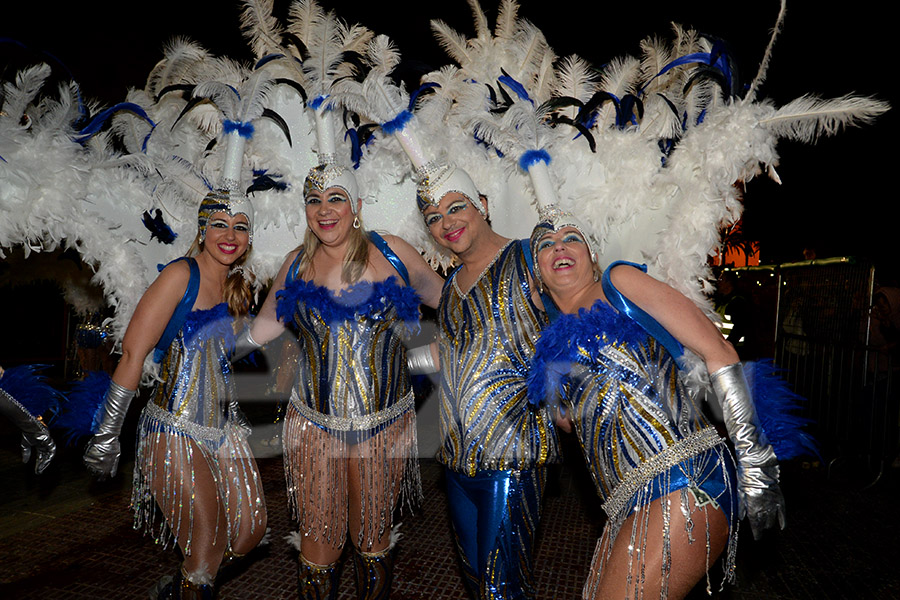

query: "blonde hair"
(187, 234), (254, 317)
(294, 214), (370, 284)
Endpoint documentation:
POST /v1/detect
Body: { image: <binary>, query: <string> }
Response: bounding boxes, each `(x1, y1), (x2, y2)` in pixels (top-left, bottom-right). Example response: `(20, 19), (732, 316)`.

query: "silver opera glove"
(710, 362), (786, 539)
(0, 388), (56, 474)
(83, 381), (136, 478)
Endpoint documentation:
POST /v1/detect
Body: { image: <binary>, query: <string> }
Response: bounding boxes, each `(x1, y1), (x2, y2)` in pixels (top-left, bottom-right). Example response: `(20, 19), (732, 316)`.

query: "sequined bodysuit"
(437, 241), (560, 475)
(133, 303), (264, 553)
(528, 274), (738, 597)
(276, 277), (421, 432)
(276, 264), (423, 548)
(437, 240), (560, 600)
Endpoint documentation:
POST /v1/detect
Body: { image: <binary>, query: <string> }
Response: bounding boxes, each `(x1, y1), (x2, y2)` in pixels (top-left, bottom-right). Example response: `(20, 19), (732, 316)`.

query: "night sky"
(3, 0), (896, 267)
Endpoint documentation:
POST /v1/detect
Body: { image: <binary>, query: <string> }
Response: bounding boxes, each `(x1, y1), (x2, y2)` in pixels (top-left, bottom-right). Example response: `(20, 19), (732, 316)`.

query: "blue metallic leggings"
(445, 468), (546, 600)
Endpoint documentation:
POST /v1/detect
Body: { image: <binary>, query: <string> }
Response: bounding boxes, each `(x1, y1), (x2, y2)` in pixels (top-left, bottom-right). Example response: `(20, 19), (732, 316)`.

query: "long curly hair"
(186, 233), (255, 317)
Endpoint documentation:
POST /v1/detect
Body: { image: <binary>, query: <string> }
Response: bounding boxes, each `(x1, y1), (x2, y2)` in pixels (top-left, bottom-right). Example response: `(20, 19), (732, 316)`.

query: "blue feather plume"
(745, 359), (820, 461)
(0, 364), (63, 420)
(53, 370), (111, 444)
(141, 209), (178, 244)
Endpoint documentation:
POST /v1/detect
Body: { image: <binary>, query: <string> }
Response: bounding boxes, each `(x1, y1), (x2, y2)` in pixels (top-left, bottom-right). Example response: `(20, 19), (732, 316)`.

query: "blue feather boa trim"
(276, 276), (422, 336)
(527, 300), (647, 407)
(381, 110), (413, 135)
(54, 370), (112, 443)
(223, 120), (254, 139)
(744, 359), (819, 461)
(0, 364), (63, 420)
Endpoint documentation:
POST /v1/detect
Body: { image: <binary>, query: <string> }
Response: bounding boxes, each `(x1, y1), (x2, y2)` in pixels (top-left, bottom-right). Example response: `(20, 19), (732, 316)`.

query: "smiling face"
(422, 192), (488, 256)
(304, 186), (361, 246)
(535, 226), (596, 294)
(203, 211), (250, 266)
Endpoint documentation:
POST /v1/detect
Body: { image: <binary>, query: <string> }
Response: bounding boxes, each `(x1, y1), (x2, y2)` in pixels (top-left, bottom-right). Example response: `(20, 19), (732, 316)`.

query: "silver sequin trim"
(144, 402), (226, 442)
(602, 427), (725, 519)
(289, 389), (415, 432)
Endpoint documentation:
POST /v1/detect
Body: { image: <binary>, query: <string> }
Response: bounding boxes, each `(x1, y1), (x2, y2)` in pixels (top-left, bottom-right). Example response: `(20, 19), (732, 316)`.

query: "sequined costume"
(276, 250), (423, 549)
(528, 265), (738, 598)
(437, 240), (560, 600)
(132, 302), (265, 554)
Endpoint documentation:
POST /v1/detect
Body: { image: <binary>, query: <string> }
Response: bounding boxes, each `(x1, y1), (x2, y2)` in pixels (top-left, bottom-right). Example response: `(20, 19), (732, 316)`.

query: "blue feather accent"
(223, 120), (254, 138)
(141, 209), (178, 244)
(74, 102), (156, 144)
(498, 75), (533, 104)
(255, 53), (286, 69)
(527, 300), (647, 407)
(276, 277), (422, 336)
(408, 82), (440, 110)
(0, 364), (63, 420)
(345, 128), (364, 168)
(308, 94), (329, 111)
(744, 359), (820, 461)
(247, 169), (289, 194)
(53, 370), (111, 443)
(519, 149), (551, 171)
(182, 304), (236, 350)
(381, 110), (413, 135)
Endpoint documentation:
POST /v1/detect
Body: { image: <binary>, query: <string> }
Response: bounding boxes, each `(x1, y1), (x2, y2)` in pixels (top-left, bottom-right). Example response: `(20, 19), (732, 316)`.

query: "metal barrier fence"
(761, 259), (900, 482)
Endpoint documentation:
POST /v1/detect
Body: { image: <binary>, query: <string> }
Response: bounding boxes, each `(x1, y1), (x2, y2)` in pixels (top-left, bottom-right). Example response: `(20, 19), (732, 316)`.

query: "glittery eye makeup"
(424, 200), (469, 227)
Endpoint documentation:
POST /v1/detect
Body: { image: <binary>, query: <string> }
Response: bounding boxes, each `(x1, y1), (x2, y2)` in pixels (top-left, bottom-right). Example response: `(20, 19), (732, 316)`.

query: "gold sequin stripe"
(601, 427), (725, 520)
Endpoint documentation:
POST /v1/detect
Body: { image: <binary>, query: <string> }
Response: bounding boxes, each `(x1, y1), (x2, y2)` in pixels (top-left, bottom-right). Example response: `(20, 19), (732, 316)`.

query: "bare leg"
(147, 434), (227, 580)
(286, 413), (349, 564)
(218, 432), (267, 556)
(588, 489), (730, 600)
(348, 415), (414, 600)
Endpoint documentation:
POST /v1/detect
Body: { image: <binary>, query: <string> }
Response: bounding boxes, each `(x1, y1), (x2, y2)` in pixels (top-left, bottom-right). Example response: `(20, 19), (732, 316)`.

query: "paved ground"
(1, 421), (898, 599)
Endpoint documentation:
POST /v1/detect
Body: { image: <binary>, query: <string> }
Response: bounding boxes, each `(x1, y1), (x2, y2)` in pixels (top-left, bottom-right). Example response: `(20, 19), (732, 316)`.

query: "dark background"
(2, 0), (896, 267)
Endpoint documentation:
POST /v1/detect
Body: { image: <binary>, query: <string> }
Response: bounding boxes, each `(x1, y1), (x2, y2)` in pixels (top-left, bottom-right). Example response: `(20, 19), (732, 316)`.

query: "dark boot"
(298, 554), (341, 600)
(352, 546), (394, 600)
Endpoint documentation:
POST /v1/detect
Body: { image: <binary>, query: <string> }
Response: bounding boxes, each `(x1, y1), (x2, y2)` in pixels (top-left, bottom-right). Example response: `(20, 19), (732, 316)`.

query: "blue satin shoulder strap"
(601, 260), (685, 361)
(287, 247), (304, 285)
(368, 231), (410, 286)
(286, 232), (411, 287)
(153, 257), (200, 363)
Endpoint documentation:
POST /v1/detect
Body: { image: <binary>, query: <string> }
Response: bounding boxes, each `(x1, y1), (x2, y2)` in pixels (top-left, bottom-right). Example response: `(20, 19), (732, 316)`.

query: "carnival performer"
(82, 190), (267, 599)
(527, 208), (785, 599)
(244, 150), (444, 599)
(416, 162), (560, 600)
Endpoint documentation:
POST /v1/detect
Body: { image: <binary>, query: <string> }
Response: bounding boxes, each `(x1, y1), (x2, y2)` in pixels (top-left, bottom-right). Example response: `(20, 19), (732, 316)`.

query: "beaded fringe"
(584, 442), (738, 600)
(131, 404), (265, 555)
(283, 397), (422, 550)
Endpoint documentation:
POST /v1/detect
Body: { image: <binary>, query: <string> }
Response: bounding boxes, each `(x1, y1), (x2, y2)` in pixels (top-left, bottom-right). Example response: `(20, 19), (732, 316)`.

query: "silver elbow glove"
(83, 381), (136, 479)
(710, 362), (786, 539)
(0, 388), (57, 475)
(233, 327), (262, 362)
(407, 345), (437, 375)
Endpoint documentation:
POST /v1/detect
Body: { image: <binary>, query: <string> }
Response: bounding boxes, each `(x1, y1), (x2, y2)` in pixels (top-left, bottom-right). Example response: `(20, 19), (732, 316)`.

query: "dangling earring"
(353, 216), (360, 229)
(593, 268), (600, 282)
